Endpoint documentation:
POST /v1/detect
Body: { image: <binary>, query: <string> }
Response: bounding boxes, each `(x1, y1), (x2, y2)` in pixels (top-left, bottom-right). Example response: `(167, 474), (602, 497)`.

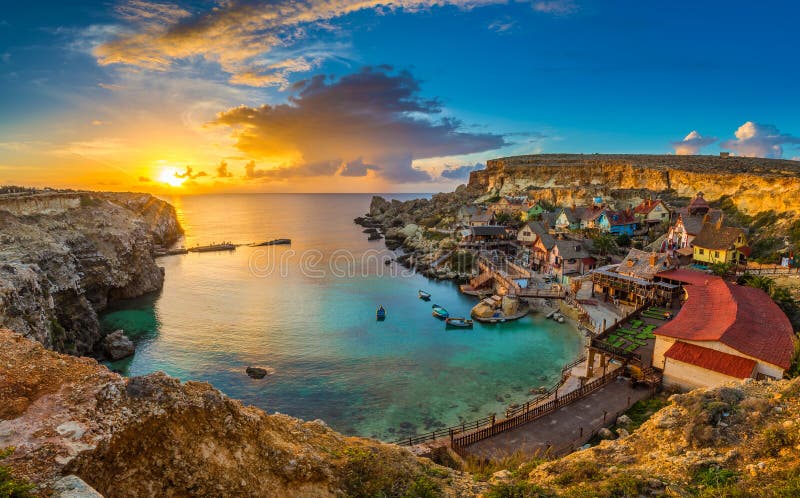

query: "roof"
(553, 239), (590, 260)
(654, 275), (796, 369)
(665, 341), (757, 379)
(522, 221), (548, 238)
(601, 210), (637, 226)
(577, 206), (605, 222)
(542, 212), (557, 228)
(470, 211), (494, 223)
(692, 222), (746, 251)
(688, 193), (710, 213)
(471, 226), (508, 237)
(634, 199), (667, 215)
(556, 208), (579, 224)
(616, 248), (675, 279)
(537, 232), (556, 250)
(677, 210), (722, 235)
(656, 268), (714, 285)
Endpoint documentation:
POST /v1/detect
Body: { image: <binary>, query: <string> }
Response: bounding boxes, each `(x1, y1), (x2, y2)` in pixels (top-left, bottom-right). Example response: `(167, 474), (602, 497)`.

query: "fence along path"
(452, 369), (619, 449)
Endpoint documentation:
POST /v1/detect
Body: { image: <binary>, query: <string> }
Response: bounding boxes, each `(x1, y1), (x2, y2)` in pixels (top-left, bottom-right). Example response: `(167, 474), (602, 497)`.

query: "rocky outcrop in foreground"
(0, 192), (182, 355)
(0, 330), (480, 497)
(470, 154), (800, 216)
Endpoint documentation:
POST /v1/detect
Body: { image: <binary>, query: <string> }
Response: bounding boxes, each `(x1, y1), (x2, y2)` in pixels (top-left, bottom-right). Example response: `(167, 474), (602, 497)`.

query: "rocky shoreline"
(354, 188), (481, 282)
(0, 191), (183, 356)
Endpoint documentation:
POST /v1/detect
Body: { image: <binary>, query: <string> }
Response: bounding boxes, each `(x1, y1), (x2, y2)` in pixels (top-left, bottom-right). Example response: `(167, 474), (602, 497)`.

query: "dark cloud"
(175, 166), (207, 179)
(720, 121), (800, 158)
(216, 160), (234, 178)
(209, 67), (507, 183)
(244, 159), (340, 179)
(340, 158), (379, 177)
(440, 162), (484, 180)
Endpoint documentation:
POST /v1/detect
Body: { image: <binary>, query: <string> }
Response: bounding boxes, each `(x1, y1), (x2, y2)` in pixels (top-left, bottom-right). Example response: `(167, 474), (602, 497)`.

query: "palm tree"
(592, 233), (617, 259)
(738, 273), (775, 295)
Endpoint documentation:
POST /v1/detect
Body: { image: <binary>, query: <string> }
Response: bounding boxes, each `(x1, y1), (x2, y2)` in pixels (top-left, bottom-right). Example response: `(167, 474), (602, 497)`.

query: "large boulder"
(102, 330), (135, 360)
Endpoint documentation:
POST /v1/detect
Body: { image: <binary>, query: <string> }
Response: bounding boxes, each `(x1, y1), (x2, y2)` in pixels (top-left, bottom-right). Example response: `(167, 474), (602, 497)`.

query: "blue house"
(597, 210), (637, 236)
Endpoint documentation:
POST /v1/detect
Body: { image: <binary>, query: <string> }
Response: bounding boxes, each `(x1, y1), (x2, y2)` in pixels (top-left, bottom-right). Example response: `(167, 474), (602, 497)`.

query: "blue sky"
(1, 0), (799, 192)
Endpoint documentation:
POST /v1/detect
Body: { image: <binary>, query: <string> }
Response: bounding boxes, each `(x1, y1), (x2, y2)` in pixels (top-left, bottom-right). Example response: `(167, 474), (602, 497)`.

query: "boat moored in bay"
(445, 317), (473, 329)
(431, 304), (449, 319)
(376, 305), (386, 321)
(418, 290), (431, 301)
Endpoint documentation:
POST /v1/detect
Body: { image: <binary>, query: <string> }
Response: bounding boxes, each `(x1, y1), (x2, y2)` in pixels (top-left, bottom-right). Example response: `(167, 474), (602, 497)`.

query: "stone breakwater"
(0, 330), (480, 498)
(0, 192), (183, 355)
(469, 154), (800, 215)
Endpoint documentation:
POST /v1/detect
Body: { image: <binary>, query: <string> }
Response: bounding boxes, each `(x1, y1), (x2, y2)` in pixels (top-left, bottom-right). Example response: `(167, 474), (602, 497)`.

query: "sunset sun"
(157, 167), (186, 187)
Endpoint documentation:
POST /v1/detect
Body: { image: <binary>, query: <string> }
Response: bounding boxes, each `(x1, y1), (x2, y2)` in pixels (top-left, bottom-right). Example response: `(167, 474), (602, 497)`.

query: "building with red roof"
(652, 269), (796, 389)
(633, 198), (671, 225)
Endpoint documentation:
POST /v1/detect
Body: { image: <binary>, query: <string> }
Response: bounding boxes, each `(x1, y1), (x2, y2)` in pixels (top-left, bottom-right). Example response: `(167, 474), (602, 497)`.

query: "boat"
(376, 305), (386, 321)
(431, 304), (449, 319)
(445, 317), (473, 329)
(252, 239), (291, 246)
(188, 243), (236, 253)
(418, 290), (431, 301)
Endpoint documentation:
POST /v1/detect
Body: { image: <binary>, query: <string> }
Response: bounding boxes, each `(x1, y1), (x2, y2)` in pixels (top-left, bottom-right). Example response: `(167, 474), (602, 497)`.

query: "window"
(715, 251), (720, 258)
(699, 248), (705, 255)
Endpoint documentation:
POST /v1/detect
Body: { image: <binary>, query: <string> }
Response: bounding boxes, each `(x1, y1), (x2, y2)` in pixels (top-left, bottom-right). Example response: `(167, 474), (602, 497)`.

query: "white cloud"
(671, 130), (716, 155)
(720, 121), (800, 158)
(532, 0), (577, 15)
(94, 0), (571, 87)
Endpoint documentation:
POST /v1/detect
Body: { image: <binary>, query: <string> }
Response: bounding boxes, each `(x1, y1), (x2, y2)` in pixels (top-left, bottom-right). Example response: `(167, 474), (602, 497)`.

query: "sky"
(1, 0), (799, 194)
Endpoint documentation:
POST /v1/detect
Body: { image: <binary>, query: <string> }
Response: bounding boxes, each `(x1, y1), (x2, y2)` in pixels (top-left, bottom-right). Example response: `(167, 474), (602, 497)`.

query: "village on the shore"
(369, 189), (799, 403)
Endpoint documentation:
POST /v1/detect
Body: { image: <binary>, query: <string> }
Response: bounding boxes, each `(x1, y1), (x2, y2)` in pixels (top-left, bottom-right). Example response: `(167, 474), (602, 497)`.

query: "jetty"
(188, 242), (236, 253)
(460, 253), (567, 300)
(251, 239), (291, 247)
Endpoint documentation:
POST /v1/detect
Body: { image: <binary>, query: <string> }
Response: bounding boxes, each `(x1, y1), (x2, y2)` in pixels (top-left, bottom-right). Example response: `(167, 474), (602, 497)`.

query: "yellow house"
(691, 218), (749, 265)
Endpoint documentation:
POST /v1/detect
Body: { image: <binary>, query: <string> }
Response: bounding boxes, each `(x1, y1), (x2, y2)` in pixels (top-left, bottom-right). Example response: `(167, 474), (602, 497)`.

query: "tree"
(592, 233), (618, 257)
(710, 262), (732, 277)
(616, 233), (631, 248)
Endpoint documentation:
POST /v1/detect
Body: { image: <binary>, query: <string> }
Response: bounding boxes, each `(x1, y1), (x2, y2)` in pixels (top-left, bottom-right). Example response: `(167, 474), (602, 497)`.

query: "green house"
(523, 202), (545, 221)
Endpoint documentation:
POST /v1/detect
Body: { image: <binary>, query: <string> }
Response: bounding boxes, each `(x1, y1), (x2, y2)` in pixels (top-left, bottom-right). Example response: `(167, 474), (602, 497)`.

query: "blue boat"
(418, 290), (431, 301)
(376, 305), (386, 321)
(431, 304), (449, 319)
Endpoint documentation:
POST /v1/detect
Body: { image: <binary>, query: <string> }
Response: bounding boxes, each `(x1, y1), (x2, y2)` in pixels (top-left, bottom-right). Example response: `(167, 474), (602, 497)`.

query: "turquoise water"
(102, 194), (583, 441)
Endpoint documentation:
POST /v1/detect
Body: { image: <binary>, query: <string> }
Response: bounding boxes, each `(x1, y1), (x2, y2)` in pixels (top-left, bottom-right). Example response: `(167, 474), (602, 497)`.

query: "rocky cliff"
(469, 154), (800, 215)
(0, 192), (182, 355)
(0, 330), (480, 498)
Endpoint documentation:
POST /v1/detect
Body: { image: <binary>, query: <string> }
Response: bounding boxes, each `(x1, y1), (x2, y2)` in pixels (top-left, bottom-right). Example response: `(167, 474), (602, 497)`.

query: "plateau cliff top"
(485, 153), (800, 176)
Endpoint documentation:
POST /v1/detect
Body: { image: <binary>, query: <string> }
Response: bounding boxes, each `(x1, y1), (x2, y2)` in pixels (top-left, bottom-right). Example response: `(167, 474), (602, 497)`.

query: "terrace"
(589, 304), (681, 369)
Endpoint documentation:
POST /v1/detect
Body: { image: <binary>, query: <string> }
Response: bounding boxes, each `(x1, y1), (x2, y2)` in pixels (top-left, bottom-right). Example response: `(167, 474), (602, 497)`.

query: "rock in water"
(103, 330), (135, 360)
(246, 366), (274, 379)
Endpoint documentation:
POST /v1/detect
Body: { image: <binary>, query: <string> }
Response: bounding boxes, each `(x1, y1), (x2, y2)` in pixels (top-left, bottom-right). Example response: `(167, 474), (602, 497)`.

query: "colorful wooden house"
(634, 198), (671, 226)
(597, 210), (637, 236)
(691, 218), (749, 265)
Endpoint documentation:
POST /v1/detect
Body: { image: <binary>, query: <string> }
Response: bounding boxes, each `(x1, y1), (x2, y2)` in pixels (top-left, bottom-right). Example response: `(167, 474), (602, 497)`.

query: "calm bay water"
(102, 194), (582, 441)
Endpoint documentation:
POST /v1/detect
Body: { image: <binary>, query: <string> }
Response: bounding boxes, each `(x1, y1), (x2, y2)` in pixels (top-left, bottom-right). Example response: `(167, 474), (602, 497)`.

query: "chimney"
(649, 253), (657, 267)
(703, 213), (710, 224)
(716, 213), (724, 230)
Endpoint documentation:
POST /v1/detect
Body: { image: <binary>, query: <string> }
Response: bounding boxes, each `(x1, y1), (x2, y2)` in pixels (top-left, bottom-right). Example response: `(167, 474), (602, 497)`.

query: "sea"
(101, 193), (583, 441)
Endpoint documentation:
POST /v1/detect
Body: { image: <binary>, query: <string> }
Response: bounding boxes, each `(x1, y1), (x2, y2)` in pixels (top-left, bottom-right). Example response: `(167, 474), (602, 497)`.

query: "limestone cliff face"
(470, 154), (800, 215)
(0, 330), (479, 498)
(0, 192), (183, 355)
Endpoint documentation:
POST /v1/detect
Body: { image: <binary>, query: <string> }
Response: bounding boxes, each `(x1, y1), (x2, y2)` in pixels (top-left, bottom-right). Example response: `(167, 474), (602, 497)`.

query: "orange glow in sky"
(157, 167), (187, 188)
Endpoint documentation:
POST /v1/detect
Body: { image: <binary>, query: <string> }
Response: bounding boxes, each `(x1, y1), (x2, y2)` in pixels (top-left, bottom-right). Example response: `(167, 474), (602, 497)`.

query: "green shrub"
(551, 460), (602, 486)
(695, 465), (738, 488)
(340, 447), (443, 498)
(761, 424), (796, 456)
(0, 448), (35, 498)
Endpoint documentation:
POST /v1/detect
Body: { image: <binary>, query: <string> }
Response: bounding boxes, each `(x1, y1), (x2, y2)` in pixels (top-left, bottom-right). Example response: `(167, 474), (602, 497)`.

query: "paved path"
(463, 380), (654, 459)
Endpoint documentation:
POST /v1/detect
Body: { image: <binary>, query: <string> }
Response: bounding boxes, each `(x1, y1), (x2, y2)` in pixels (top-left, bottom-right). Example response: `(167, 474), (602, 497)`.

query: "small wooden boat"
(431, 304), (449, 319)
(376, 305), (386, 321)
(445, 317), (473, 329)
(418, 290), (431, 301)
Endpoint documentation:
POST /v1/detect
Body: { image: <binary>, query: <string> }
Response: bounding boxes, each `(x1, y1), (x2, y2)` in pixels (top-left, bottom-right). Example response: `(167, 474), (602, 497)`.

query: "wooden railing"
(452, 369), (619, 449)
(392, 415), (496, 446)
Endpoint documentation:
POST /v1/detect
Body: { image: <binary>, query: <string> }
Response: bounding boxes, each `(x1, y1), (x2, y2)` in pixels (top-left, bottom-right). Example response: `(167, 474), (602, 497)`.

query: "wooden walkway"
(460, 380), (654, 459)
